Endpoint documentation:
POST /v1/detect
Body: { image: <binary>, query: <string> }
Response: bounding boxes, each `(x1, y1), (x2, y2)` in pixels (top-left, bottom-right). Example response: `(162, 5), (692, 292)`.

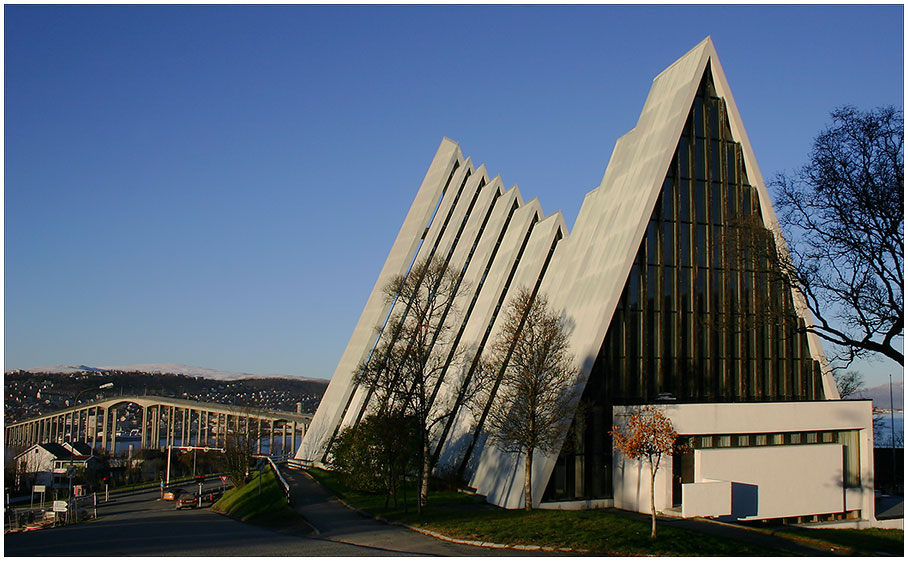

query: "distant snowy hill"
(851, 381), (903, 411)
(16, 363), (328, 383)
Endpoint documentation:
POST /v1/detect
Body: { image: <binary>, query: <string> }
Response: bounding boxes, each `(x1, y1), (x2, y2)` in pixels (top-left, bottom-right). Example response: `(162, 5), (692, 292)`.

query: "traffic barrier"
(285, 458), (312, 470)
(258, 456), (292, 504)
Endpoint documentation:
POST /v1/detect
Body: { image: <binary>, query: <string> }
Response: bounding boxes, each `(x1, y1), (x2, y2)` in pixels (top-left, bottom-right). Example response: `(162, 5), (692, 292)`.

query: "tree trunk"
(403, 474), (408, 513)
(418, 437), (430, 514)
(650, 462), (657, 539)
(524, 447), (533, 511)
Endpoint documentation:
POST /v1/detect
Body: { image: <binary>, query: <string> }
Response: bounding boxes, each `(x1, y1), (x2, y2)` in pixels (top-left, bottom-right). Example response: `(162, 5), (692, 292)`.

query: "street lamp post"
(71, 382), (113, 451)
(166, 444), (172, 485)
(63, 382), (113, 515)
(166, 445), (223, 485)
(890, 373), (897, 493)
(72, 382), (114, 405)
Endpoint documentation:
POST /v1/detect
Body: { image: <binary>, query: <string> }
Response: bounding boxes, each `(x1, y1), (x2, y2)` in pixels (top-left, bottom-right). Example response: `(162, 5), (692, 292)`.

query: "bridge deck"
(7, 395), (310, 428)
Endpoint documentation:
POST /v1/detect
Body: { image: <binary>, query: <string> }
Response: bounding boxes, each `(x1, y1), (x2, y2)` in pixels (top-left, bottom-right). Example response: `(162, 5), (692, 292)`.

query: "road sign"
(32, 485), (45, 493)
(219, 475), (229, 483)
(53, 500), (68, 513)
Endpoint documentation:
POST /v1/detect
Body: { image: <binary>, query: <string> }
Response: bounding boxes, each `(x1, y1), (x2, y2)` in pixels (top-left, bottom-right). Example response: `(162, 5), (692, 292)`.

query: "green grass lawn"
(308, 468), (905, 556)
(307, 468), (780, 556)
(309, 467), (487, 516)
(212, 467), (307, 530)
(770, 526), (903, 556)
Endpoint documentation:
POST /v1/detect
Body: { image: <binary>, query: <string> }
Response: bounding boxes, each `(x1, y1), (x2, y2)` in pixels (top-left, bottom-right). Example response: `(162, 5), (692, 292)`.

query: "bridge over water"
(5, 396), (311, 456)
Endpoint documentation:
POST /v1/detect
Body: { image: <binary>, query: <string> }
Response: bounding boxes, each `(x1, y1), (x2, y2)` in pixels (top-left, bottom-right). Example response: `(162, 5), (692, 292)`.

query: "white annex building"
(297, 38), (877, 524)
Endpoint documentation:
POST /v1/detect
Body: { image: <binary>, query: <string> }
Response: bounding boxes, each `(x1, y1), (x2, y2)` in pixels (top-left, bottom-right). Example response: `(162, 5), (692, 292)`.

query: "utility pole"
(166, 445), (172, 485)
(890, 372), (896, 493)
(168, 445), (223, 486)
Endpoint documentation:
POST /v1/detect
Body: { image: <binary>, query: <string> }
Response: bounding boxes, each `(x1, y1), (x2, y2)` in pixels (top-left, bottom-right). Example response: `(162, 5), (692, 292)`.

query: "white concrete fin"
(296, 138), (461, 461)
(299, 39), (839, 510)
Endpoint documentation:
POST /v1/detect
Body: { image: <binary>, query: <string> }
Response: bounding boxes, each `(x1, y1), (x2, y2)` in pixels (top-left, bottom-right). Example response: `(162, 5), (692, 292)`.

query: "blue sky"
(4, 5), (904, 387)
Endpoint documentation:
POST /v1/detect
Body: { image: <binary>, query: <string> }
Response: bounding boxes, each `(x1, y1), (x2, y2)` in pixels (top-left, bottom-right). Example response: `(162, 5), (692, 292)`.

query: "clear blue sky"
(4, 5), (904, 387)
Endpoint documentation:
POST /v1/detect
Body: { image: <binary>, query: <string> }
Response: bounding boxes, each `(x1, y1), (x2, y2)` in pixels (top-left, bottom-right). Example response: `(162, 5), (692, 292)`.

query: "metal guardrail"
(256, 455), (292, 504)
(5, 495), (98, 534)
(285, 458), (313, 470)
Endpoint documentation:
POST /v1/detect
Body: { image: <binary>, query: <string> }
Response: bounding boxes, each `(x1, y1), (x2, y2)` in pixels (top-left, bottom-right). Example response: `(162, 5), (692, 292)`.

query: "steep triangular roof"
(38, 442), (72, 459)
(295, 37), (839, 510)
(63, 442), (94, 456)
(471, 37), (837, 508)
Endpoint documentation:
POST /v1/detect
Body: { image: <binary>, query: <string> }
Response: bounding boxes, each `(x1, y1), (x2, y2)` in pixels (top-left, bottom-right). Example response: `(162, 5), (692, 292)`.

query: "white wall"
(681, 480), (731, 518)
(612, 446), (675, 514)
(612, 400), (875, 521)
(695, 444), (844, 520)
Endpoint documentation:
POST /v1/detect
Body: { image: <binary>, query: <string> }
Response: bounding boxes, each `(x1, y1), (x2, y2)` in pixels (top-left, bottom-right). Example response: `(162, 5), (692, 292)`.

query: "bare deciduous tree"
(771, 106), (903, 366)
(223, 410), (261, 488)
(354, 256), (472, 514)
(484, 288), (577, 511)
(834, 370), (865, 400)
(611, 406), (678, 539)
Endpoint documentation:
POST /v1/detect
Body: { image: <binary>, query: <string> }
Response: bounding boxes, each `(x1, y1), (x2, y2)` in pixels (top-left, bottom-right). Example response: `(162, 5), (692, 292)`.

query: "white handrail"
(259, 456), (291, 503)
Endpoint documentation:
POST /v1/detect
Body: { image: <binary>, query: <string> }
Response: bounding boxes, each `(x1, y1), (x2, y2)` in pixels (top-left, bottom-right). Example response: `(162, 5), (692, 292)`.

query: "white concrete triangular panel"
(297, 38), (838, 510)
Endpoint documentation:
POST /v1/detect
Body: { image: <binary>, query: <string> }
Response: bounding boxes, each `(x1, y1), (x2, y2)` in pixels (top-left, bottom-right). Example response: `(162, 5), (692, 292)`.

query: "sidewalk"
(278, 466), (538, 556)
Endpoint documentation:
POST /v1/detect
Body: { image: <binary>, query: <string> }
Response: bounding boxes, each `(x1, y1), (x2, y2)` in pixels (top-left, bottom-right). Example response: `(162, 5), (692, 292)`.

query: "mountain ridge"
(10, 362), (329, 383)
(848, 381), (903, 410)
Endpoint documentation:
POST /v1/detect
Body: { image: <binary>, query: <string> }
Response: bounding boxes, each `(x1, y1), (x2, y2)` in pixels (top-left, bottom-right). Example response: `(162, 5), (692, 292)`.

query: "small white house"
(14, 442), (100, 488)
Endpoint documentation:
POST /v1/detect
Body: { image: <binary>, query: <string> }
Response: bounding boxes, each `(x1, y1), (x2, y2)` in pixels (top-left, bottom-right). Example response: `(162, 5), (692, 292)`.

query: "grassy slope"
(212, 468), (304, 528)
(310, 467), (487, 515)
(308, 468), (780, 556)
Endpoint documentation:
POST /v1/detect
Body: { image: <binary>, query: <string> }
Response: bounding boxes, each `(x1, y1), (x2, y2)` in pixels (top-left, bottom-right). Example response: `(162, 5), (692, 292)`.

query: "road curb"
(291, 512), (321, 536)
(393, 521), (590, 554)
(389, 517), (590, 554)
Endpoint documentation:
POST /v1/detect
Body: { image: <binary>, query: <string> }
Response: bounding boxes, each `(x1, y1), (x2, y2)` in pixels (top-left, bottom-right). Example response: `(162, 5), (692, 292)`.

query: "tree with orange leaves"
(611, 406), (677, 538)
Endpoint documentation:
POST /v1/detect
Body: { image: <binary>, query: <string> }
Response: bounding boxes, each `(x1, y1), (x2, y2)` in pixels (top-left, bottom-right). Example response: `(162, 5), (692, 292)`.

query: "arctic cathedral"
(297, 38), (877, 524)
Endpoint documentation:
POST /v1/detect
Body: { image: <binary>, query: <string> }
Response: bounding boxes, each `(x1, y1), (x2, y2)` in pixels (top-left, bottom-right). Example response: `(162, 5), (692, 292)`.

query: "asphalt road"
(3, 478), (542, 556)
(4, 482), (405, 556)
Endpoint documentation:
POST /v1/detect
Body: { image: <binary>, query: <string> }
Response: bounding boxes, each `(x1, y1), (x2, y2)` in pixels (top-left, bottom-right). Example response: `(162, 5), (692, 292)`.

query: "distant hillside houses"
(4, 369), (328, 425)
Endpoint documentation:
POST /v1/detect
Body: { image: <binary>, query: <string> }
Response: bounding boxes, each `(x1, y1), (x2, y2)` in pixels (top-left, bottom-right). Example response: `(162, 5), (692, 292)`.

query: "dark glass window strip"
(598, 65), (824, 405)
(543, 65), (826, 501)
(681, 429), (860, 488)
